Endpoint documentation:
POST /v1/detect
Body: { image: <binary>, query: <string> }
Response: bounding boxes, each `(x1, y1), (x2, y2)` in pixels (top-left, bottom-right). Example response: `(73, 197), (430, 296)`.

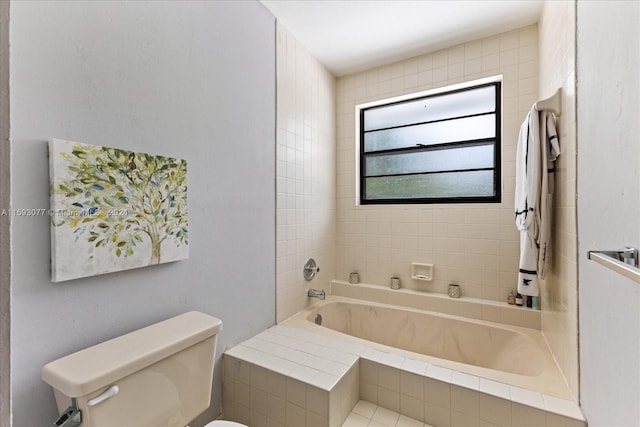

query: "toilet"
(41, 311), (247, 427)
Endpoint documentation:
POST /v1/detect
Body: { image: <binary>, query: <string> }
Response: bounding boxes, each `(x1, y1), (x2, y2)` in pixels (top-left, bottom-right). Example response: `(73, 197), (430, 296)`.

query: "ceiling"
(260, 0), (544, 76)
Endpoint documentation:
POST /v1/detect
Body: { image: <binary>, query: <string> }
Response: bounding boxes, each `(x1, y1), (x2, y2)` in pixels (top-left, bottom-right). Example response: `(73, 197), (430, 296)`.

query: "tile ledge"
(331, 279), (542, 330)
(224, 323), (585, 422)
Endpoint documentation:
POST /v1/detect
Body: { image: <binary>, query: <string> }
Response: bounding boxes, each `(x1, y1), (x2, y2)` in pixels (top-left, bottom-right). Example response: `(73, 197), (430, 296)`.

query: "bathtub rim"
(330, 279), (542, 330)
(284, 295), (574, 401)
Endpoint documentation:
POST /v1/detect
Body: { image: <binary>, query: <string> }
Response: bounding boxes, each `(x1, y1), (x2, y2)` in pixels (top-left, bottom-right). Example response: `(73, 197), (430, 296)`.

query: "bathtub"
(286, 295), (572, 400)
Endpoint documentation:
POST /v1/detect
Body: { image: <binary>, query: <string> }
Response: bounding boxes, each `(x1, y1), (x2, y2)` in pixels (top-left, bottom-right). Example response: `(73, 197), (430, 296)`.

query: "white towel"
(538, 112), (560, 278)
(514, 107), (560, 296)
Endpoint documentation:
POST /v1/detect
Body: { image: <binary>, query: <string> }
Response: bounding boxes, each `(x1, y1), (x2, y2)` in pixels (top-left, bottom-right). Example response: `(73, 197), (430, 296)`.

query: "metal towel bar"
(588, 247), (640, 284)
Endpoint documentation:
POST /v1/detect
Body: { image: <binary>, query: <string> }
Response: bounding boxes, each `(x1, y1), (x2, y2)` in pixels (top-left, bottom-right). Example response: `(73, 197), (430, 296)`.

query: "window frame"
(356, 77), (502, 205)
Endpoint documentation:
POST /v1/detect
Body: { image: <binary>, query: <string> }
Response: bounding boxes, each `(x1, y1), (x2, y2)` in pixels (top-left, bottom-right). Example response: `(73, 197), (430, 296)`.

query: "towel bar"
(588, 247), (640, 284)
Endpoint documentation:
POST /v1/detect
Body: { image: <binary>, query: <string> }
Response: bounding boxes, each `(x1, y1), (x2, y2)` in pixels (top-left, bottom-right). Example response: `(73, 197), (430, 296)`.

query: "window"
(358, 79), (501, 204)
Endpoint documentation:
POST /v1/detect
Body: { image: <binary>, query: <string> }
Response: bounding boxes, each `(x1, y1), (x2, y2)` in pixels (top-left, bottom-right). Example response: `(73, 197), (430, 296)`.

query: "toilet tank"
(42, 311), (223, 427)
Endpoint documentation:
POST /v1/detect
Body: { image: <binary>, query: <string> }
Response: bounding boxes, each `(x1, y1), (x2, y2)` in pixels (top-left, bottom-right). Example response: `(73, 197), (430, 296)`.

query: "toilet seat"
(203, 421), (247, 426)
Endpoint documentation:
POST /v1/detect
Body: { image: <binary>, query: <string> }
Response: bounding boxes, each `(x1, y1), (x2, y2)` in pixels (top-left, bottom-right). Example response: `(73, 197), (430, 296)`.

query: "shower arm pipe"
(535, 88), (562, 116)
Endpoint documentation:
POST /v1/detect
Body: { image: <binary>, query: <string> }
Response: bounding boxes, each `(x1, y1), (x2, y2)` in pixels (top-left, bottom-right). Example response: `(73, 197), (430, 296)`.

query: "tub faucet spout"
(307, 289), (325, 300)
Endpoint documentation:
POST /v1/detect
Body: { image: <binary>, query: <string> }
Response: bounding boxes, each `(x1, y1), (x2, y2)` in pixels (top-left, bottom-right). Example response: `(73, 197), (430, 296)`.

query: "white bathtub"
(287, 295), (572, 400)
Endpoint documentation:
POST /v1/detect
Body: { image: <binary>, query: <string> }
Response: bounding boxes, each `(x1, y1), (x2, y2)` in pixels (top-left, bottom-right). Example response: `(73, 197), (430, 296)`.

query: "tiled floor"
(343, 400), (435, 427)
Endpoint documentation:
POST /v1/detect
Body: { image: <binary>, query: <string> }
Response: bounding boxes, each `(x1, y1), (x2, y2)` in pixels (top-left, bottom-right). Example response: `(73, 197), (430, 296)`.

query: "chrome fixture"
(588, 246), (640, 284)
(303, 258), (320, 281)
(53, 399), (82, 427)
(448, 283), (461, 298)
(307, 289), (325, 300)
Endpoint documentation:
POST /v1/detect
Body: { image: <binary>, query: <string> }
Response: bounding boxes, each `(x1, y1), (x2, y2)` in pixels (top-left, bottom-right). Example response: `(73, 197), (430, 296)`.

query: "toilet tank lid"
(41, 311), (222, 398)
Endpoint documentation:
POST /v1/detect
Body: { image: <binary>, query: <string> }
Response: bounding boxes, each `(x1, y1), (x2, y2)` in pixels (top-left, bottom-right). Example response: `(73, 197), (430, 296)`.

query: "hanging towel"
(514, 107), (560, 296)
(538, 112), (560, 278)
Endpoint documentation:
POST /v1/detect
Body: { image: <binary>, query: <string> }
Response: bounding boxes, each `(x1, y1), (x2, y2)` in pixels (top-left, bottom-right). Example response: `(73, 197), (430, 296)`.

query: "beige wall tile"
(451, 385), (480, 417)
(425, 402), (452, 427)
(336, 26), (539, 304)
(360, 380), (378, 404)
(379, 365), (401, 392)
(306, 385), (329, 416)
(400, 394), (425, 422)
(546, 413), (586, 427)
(251, 388), (270, 416)
(306, 411), (328, 427)
(377, 386), (401, 413)
(267, 371), (287, 400)
(286, 401), (306, 426)
(275, 24), (337, 323)
(233, 402), (252, 425)
(401, 371), (425, 400)
(277, 13), (578, 411)
(424, 378), (451, 408)
(235, 381), (252, 408)
(479, 394), (511, 425)
(267, 394), (286, 424)
(452, 410), (480, 427)
(538, 0), (579, 399)
(512, 403), (546, 426)
(286, 377), (306, 407)
(251, 410), (268, 427)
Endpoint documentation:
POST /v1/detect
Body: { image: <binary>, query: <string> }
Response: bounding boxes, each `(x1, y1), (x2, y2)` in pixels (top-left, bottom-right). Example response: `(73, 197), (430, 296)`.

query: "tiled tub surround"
(336, 25), (541, 303)
(223, 332), (360, 427)
(223, 296), (585, 426)
(275, 23), (337, 323)
(331, 280), (541, 330)
(301, 296), (565, 399)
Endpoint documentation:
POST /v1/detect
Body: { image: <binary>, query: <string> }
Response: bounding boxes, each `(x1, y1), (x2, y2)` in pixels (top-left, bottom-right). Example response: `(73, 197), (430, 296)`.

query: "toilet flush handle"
(87, 385), (119, 407)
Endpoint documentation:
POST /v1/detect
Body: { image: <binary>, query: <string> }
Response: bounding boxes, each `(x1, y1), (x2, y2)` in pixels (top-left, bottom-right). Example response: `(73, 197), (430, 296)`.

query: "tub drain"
(314, 314), (322, 325)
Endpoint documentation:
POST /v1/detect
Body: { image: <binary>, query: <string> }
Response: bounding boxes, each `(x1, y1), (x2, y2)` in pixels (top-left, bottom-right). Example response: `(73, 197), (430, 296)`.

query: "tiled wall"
(359, 360), (585, 427)
(222, 325), (360, 427)
(279, 15), (580, 405)
(537, 0), (579, 399)
(222, 321), (586, 427)
(276, 24), (337, 322)
(336, 26), (539, 302)
(223, 355), (352, 426)
(331, 280), (542, 330)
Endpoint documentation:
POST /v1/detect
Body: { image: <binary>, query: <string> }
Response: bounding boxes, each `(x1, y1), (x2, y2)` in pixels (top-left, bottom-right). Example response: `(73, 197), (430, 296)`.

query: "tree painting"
(49, 138), (188, 282)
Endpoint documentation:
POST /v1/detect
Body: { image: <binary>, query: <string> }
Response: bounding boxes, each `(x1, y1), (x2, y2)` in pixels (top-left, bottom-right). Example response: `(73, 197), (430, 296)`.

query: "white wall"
(577, 1), (640, 425)
(9, 2), (276, 426)
(336, 26), (539, 303)
(538, 0), (579, 399)
(0, 1), (10, 426)
(275, 24), (336, 322)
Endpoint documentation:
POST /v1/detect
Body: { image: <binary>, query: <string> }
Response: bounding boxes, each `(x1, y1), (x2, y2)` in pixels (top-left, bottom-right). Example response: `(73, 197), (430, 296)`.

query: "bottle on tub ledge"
(510, 290), (540, 309)
(515, 292), (523, 306)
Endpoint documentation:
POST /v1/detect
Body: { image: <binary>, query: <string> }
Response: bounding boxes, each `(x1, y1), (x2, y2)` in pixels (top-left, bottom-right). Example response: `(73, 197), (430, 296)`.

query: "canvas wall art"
(49, 138), (189, 282)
